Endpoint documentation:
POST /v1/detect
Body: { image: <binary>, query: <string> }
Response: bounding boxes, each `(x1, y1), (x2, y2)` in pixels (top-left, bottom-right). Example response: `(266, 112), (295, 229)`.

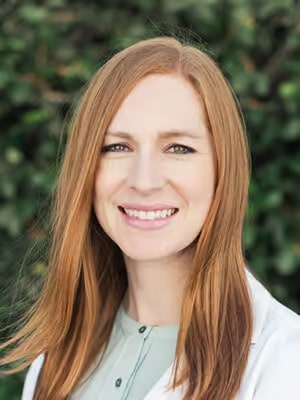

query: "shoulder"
(258, 293), (300, 366)
(240, 271), (300, 399)
(21, 354), (44, 400)
(246, 269), (300, 344)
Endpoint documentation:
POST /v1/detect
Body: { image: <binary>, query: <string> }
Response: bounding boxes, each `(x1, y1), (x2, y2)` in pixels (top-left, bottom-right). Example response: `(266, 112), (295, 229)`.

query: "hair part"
(0, 37), (252, 400)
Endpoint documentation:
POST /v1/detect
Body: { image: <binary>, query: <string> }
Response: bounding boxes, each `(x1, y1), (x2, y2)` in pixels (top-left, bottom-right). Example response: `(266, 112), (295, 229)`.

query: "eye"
(101, 143), (131, 153)
(167, 144), (196, 154)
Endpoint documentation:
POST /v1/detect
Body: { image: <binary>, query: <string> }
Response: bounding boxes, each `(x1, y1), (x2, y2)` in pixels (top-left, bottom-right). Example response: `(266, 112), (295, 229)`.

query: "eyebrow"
(106, 129), (204, 140)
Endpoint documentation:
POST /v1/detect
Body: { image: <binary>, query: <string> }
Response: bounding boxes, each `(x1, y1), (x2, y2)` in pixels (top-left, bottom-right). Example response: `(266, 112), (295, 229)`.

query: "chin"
(122, 249), (170, 262)
(119, 241), (192, 264)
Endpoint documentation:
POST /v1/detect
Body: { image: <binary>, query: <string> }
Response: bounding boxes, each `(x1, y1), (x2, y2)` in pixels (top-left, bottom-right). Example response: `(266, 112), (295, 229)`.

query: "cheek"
(93, 162), (129, 227)
(94, 161), (123, 199)
(93, 170), (114, 232)
(170, 159), (215, 204)
(93, 167), (111, 216)
(93, 171), (103, 206)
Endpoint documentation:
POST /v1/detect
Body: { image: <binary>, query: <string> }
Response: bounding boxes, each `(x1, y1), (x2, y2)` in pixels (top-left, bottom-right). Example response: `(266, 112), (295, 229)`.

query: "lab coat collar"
(245, 269), (272, 344)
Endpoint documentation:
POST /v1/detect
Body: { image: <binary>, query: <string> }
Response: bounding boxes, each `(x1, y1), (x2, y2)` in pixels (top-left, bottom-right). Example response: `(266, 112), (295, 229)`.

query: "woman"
(1, 37), (300, 400)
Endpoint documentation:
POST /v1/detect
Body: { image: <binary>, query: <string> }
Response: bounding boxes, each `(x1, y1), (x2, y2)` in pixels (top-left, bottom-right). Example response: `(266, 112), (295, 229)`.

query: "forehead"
(108, 73), (207, 138)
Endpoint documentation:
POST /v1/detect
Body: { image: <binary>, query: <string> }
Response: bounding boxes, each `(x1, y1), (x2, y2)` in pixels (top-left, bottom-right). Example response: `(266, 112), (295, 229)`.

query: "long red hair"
(0, 37), (252, 400)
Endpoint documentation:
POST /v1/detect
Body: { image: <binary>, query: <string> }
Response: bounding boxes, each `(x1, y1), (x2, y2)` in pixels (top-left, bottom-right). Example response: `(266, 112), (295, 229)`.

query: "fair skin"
(94, 73), (215, 326)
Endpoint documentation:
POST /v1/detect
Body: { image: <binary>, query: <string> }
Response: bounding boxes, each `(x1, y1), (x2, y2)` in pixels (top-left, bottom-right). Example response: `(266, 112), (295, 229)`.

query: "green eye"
(102, 144), (131, 152)
(167, 144), (195, 154)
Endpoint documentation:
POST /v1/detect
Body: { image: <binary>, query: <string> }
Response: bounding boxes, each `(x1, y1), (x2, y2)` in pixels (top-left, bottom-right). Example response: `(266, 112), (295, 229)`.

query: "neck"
(123, 250), (194, 326)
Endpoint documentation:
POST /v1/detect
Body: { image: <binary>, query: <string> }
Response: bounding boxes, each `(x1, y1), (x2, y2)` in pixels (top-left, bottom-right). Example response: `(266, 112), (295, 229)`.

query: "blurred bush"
(0, 0), (299, 398)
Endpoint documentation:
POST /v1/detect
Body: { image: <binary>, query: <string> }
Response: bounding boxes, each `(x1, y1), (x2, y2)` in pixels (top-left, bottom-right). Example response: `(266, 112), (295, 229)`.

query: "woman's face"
(94, 73), (215, 262)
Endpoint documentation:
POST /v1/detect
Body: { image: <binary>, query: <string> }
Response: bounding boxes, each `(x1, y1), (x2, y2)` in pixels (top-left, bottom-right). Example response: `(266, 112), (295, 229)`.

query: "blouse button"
(138, 326), (147, 333)
(115, 378), (122, 387)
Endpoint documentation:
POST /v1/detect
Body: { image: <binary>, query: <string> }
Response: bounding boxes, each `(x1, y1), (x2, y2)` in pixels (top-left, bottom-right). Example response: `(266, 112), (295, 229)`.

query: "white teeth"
(162, 210), (168, 218)
(123, 208), (176, 220)
(149, 211), (155, 220)
(140, 211), (147, 220)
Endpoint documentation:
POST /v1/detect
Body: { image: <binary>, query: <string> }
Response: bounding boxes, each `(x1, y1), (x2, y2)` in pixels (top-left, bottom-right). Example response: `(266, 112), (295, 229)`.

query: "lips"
(119, 203), (179, 212)
(118, 204), (179, 223)
(119, 207), (178, 220)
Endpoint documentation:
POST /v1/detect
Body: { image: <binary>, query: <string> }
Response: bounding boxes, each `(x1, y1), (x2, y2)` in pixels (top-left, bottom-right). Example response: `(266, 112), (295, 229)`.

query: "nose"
(127, 152), (165, 194)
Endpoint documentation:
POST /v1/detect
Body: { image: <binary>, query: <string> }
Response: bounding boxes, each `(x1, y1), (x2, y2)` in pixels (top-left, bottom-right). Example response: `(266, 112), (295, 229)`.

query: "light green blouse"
(71, 304), (179, 400)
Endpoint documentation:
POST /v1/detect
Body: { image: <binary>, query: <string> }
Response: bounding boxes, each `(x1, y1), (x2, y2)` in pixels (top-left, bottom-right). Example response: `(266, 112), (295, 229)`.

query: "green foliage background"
(0, 0), (299, 398)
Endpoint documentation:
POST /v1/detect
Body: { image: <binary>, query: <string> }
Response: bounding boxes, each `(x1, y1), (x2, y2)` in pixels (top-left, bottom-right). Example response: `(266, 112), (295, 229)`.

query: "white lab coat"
(22, 271), (300, 400)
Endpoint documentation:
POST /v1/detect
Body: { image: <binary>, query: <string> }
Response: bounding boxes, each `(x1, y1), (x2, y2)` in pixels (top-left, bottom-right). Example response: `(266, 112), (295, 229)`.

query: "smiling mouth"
(118, 206), (178, 220)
